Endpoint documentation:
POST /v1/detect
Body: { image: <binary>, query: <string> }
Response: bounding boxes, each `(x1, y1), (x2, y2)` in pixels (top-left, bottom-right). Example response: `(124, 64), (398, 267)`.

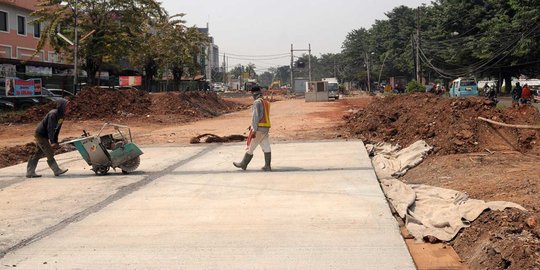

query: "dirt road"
(0, 96), (370, 149)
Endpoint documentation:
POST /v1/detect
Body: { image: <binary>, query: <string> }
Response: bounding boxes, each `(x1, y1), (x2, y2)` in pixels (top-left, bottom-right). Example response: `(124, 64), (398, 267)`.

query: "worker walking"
(234, 86), (272, 171)
(26, 98), (70, 178)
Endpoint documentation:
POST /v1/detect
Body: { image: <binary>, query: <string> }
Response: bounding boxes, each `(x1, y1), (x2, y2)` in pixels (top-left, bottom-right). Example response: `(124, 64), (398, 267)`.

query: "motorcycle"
(484, 86), (499, 105)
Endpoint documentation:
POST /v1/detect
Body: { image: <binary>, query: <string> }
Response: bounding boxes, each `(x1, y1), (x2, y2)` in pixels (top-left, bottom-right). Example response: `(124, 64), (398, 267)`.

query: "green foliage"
(32, 0), (206, 85)
(128, 14), (207, 82)
(258, 71), (273, 87)
(406, 80), (425, 93)
(339, 0), (540, 87)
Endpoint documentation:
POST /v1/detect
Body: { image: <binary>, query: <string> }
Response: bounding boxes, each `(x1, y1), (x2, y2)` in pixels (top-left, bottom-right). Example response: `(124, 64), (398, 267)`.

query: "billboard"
(5, 78), (43, 97)
(119, 76), (142, 87)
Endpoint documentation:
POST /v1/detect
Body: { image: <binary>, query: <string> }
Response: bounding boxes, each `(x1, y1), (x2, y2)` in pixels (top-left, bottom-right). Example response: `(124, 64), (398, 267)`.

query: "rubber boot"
(47, 159), (68, 176)
(262, 152), (272, 171)
(26, 157), (42, 178)
(233, 153), (253, 170)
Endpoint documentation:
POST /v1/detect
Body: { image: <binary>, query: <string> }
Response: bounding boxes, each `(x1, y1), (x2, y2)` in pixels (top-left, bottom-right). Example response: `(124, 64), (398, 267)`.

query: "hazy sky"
(161, 0), (430, 72)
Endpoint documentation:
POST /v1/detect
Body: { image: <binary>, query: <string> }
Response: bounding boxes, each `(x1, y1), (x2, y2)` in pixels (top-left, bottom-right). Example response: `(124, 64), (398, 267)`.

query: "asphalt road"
(498, 96), (540, 110)
(0, 141), (414, 269)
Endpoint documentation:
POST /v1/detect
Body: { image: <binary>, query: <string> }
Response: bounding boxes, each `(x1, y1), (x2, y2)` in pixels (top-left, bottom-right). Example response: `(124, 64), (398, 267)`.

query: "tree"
(257, 71), (273, 87)
(164, 22), (207, 83)
(418, 0), (540, 91)
(276, 65), (291, 85)
(341, 28), (370, 82)
(33, 0), (165, 85)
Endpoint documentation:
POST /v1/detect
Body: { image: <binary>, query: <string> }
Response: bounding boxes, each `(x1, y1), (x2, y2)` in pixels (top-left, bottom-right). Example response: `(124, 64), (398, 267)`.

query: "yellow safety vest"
(257, 98), (271, 128)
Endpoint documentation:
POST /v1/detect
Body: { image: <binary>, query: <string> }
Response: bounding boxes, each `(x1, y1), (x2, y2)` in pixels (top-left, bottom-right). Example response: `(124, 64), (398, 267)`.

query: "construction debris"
(369, 140), (539, 270)
(190, 133), (247, 144)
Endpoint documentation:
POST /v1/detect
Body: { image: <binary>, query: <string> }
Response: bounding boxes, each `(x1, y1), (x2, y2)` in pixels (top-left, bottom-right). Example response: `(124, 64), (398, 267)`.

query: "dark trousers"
(31, 135), (55, 162)
(26, 135), (55, 175)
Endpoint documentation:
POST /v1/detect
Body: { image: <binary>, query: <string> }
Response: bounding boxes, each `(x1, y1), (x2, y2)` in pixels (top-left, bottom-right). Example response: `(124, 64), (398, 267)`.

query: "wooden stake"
(478, 117), (540, 129)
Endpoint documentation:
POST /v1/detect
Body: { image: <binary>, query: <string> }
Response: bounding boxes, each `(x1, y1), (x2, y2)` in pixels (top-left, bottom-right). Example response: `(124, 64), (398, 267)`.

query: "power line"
(418, 20), (540, 78)
(219, 54), (290, 61)
(220, 52), (289, 57)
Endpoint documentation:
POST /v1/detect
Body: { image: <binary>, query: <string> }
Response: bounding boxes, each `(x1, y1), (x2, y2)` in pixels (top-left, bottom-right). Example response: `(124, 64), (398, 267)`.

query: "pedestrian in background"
(512, 82), (522, 107)
(233, 86), (272, 171)
(26, 98), (70, 178)
(520, 83), (532, 105)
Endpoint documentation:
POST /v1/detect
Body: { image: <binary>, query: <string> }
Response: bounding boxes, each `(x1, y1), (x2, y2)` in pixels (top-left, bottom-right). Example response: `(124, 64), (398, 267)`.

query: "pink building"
(0, 0), (71, 77)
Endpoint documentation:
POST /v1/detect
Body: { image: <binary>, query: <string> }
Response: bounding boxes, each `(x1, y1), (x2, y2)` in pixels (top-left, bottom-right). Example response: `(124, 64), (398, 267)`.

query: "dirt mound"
(343, 93), (540, 155)
(0, 142), (73, 169)
(0, 103), (55, 124)
(69, 87), (152, 120)
(0, 88), (244, 124)
(151, 91), (241, 118)
(451, 208), (540, 270)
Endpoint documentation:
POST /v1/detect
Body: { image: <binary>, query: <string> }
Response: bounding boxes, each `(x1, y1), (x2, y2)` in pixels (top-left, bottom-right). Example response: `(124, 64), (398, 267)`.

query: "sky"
(161, 0), (431, 72)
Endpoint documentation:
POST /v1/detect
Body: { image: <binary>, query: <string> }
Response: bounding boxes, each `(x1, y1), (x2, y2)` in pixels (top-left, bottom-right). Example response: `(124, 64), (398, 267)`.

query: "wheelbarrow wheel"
(93, 166), (110, 175)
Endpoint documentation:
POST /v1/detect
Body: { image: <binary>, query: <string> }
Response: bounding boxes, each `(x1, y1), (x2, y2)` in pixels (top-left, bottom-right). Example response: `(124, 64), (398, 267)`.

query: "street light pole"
(73, 0), (79, 94)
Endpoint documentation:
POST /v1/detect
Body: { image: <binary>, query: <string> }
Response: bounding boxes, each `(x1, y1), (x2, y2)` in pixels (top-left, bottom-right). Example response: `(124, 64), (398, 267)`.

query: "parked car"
(0, 100), (14, 112)
(47, 89), (76, 98)
(116, 86), (140, 91)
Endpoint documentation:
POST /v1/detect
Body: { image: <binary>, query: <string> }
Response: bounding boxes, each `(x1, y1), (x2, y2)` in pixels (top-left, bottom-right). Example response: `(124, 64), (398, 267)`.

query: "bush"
(406, 80), (426, 93)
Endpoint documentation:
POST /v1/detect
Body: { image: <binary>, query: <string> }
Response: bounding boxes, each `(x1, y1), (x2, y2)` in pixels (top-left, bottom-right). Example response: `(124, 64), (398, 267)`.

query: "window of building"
(0, 11), (7, 32)
(17, 15), (26, 35)
(34, 22), (41, 38)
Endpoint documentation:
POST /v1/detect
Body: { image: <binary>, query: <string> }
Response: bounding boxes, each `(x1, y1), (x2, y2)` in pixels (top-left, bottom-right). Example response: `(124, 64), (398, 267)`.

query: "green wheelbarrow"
(62, 123), (143, 175)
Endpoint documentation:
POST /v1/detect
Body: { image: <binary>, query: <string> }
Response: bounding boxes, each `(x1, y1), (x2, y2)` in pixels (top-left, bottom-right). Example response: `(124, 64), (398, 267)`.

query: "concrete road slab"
(0, 146), (207, 256)
(0, 141), (415, 269)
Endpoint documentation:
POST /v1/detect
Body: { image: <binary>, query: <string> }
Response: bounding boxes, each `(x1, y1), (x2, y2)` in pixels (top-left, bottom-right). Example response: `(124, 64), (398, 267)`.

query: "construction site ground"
(0, 90), (538, 269)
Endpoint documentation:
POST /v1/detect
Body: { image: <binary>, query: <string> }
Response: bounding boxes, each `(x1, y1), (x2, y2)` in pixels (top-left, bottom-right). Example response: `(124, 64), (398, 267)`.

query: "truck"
(322, 78), (340, 99)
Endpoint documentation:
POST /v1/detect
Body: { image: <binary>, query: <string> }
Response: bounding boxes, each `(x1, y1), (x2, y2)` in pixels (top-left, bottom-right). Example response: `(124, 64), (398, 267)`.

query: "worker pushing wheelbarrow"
(62, 123), (143, 175)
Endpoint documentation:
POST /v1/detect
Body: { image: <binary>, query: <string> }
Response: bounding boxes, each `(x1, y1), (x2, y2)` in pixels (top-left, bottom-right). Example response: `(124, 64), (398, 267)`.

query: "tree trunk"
(504, 74), (512, 95)
(172, 66), (183, 91)
(144, 59), (158, 92)
(83, 56), (101, 86)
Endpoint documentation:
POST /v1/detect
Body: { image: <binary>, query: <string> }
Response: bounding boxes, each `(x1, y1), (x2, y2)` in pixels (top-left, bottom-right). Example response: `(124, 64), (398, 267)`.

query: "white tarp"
(369, 140), (526, 242)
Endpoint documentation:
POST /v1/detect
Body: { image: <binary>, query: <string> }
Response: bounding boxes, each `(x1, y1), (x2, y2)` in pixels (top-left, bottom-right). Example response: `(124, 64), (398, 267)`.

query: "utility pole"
(365, 52), (371, 92)
(308, 43), (312, 83)
(290, 43), (312, 93)
(377, 52), (389, 87)
(223, 53), (226, 83)
(416, 7), (421, 83)
(290, 44), (294, 93)
(73, 0), (78, 94)
(239, 65), (243, 91)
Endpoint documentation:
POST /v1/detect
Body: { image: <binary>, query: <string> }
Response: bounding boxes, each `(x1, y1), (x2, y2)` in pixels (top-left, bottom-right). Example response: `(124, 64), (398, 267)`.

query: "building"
(0, 0), (70, 78)
(197, 24), (219, 83)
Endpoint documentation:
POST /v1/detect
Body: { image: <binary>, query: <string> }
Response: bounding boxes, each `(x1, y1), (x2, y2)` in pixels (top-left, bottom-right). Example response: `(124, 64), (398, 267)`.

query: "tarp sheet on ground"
(368, 140), (525, 242)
